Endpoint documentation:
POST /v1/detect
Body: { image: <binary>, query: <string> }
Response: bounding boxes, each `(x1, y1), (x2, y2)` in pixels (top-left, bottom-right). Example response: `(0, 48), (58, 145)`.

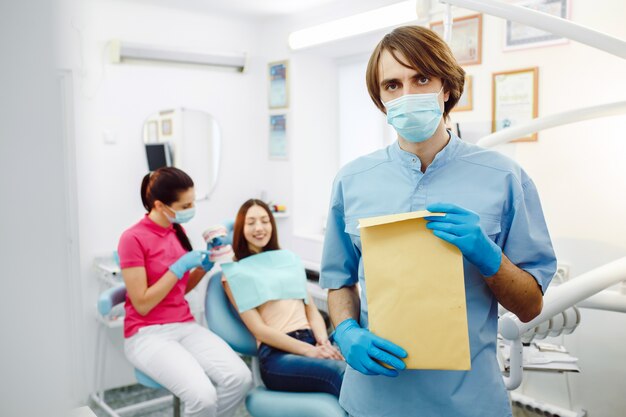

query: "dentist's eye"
(417, 76), (430, 85)
(385, 82), (399, 91)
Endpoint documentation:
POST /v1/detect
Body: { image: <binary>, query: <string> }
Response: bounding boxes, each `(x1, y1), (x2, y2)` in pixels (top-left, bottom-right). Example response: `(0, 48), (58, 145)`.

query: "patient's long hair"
(232, 199), (280, 260)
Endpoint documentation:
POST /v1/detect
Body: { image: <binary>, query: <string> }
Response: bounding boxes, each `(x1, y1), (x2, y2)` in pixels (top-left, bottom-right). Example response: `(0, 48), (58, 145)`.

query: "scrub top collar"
(390, 130), (461, 172)
(141, 213), (175, 237)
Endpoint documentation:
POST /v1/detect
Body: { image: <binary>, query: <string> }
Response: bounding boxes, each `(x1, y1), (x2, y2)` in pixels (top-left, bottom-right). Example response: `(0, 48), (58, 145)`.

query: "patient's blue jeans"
(258, 328), (346, 397)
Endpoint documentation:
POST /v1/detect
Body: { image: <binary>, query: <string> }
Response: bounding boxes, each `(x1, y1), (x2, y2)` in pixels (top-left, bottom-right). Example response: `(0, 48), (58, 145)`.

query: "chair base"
(90, 391), (175, 417)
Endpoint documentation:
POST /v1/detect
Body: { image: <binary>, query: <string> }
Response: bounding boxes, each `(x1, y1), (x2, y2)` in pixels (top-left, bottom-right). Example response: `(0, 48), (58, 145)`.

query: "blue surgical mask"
(384, 87), (444, 143)
(165, 206), (196, 224)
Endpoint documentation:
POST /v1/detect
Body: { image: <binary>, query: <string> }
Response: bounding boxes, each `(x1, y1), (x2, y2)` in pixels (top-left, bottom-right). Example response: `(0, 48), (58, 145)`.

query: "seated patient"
(222, 199), (346, 397)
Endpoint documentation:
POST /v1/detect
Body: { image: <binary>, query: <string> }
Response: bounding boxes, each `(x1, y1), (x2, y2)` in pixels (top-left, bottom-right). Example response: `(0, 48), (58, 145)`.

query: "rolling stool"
(93, 284), (182, 417)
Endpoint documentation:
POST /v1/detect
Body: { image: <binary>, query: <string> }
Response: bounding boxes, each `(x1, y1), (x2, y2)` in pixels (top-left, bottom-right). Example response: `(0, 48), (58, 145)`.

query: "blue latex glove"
(425, 203), (502, 277)
(331, 318), (407, 377)
(169, 250), (210, 279)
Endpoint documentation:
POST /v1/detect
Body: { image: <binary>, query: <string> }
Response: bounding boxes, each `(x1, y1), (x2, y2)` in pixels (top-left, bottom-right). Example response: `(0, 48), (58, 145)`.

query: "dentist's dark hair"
(232, 199), (280, 260)
(140, 167), (194, 252)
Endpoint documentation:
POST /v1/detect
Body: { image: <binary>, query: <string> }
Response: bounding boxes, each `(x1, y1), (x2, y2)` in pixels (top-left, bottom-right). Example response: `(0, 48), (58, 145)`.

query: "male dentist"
(321, 26), (556, 417)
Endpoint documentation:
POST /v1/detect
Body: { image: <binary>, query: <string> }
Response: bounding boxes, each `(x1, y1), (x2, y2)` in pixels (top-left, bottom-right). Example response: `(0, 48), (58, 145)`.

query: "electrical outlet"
(554, 263), (570, 283)
(102, 130), (117, 145)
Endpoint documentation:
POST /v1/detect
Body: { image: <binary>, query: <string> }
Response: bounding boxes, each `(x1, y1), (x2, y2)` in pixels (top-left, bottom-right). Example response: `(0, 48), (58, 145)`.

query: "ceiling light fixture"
(109, 40), (247, 72)
(288, 0), (419, 50)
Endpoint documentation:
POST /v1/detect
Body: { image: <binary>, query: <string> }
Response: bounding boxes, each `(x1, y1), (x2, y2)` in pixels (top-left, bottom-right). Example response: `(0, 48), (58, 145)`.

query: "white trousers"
(124, 322), (252, 417)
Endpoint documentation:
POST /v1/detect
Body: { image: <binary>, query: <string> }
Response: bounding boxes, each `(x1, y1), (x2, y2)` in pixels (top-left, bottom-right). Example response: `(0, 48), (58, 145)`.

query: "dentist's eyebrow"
(380, 77), (399, 87)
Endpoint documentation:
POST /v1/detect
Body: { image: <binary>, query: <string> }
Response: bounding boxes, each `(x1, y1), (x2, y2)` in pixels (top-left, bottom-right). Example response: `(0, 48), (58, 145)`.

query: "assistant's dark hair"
(232, 199), (280, 260)
(140, 167), (194, 251)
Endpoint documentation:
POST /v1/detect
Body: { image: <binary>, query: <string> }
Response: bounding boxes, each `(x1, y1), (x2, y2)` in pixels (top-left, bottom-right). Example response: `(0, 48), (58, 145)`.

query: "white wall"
(63, 0), (271, 395)
(337, 56), (389, 168)
(1, 2), (79, 416)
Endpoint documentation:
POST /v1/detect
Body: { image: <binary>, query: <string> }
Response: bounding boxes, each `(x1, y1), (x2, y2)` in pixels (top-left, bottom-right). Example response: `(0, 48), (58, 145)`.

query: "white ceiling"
(212, 0), (340, 16)
(143, 0), (342, 18)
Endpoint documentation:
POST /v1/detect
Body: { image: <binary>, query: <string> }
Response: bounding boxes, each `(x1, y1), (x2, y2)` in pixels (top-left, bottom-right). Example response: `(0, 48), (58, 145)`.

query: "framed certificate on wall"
(268, 61), (289, 109)
(269, 114), (288, 159)
(504, 0), (570, 51)
(430, 14), (482, 66)
(492, 67), (539, 142)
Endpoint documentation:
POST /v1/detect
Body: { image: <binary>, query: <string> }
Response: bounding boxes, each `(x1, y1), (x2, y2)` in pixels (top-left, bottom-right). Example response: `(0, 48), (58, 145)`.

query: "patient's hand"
(315, 340), (344, 361)
(303, 345), (336, 359)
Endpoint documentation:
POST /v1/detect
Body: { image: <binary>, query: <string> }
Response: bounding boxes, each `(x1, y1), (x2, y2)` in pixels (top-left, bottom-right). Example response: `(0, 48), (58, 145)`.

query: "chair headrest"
(205, 270), (257, 356)
(222, 219), (234, 246)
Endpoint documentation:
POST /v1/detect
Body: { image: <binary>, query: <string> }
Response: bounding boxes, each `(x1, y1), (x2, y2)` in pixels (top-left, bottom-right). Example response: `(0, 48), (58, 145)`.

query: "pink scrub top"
(117, 215), (195, 338)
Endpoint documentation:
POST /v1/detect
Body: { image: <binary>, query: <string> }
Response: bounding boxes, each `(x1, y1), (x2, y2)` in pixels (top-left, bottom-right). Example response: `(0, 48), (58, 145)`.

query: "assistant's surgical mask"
(165, 205), (196, 224)
(384, 87), (444, 143)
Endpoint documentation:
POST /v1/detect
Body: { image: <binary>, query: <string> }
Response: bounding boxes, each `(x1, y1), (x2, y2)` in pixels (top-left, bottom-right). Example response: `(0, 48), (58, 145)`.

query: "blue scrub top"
(321, 133), (556, 417)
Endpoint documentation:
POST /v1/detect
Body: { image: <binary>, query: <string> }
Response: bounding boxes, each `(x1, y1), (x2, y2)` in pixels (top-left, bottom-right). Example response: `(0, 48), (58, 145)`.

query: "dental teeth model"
(202, 225), (235, 263)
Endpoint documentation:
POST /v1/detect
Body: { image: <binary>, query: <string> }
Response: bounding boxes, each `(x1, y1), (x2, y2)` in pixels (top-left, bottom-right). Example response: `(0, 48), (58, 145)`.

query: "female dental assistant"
(118, 167), (252, 417)
(321, 26), (556, 417)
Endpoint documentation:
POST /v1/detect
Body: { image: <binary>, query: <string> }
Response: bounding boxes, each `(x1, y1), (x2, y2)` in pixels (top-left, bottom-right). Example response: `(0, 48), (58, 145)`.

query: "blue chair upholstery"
(133, 368), (181, 417)
(97, 284), (127, 317)
(205, 270), (347, 417)
(134, 368), (163, 389)
(222, 219), (235, 246)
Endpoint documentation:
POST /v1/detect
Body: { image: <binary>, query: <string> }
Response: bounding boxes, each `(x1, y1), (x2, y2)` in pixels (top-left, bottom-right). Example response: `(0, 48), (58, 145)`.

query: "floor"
(89, 384), (251, 417)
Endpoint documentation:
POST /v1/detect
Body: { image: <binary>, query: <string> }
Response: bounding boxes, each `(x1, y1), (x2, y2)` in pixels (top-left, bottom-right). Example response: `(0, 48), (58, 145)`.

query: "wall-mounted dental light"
(109, 40), (247, 72)
(288, 0), (424, 50)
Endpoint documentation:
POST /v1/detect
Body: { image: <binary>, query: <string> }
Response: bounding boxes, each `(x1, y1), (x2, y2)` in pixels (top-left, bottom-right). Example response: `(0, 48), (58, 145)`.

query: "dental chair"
(92, 284), (181, 417)
(205, 271), (348, 417)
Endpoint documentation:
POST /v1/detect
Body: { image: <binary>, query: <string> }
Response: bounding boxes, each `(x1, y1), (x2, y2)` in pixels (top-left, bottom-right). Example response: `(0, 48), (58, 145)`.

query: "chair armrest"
(97, 284), (127, 316)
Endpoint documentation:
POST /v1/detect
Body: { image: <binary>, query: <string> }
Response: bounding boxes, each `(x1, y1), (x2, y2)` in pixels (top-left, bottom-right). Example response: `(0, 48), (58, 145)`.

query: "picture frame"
(453, 75), (473, 112)
(268, 61), (289, 109)
(492, 67), (539, 142)
(160, 118), (172, 136)
(269, 114), (288, 159)
(146, 120), (159, 142)
(430, 14), (482, 66)
(504, 0), (570, 51)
